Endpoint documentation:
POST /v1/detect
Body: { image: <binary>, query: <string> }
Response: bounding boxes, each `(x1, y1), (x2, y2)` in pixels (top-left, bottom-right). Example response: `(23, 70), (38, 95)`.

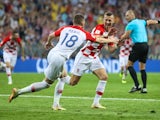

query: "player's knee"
(70, 82), (77, 86)
(60, 71), (68, 78)
(6, 64), (10, 68)
(45, 78), (53, 85)
(69, 76), (80, 86)
(99, 74), (108, 81)
(70, 80), (78, 86)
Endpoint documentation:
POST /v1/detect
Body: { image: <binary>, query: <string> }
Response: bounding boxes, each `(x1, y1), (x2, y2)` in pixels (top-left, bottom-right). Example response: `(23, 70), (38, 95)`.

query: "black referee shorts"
(129, 42), (149, 63)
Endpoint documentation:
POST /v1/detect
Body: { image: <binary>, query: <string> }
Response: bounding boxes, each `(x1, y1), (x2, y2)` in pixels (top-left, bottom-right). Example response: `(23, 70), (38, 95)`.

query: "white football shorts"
(44, 50), (66, 81)
(119, 55), (129, 67)
(72, 52), (105, 76)
(3, 51), (17, 67)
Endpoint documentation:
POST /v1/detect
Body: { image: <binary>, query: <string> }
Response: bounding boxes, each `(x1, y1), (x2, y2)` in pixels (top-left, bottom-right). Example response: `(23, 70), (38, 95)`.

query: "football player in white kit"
(0, 30), (25, 84)
(8, 14), (119, 109)
(53, 11), (118, 110)
(119, 38), (132, 83)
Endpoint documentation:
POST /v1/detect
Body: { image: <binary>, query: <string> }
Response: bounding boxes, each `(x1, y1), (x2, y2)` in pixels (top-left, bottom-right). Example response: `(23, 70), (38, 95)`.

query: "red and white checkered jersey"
(119, 38), (132, 57)
(0, 35), (21, 55)
(52, 25), (96, 59)
(81, 24), (110, 59)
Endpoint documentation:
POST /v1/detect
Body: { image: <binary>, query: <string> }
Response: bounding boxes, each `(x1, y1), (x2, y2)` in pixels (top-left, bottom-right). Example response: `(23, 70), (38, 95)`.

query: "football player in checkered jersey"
(53, 11), (118, 110)
(0, 30), (25, 84)
(119, 38), (132, 83)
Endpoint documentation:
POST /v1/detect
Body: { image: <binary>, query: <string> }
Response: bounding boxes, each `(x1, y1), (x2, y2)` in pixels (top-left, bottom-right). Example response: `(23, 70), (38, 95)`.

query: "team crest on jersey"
(103, 32), (108, 37)
(94, 30), (101, 34)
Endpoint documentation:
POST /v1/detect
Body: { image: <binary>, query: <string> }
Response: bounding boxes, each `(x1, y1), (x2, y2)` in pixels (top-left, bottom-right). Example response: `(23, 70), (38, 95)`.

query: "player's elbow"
(99, 76), (108, 81)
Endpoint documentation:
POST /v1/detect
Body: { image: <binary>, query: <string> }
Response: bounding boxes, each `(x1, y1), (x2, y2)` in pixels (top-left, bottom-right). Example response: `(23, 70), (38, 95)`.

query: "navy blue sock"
(128, 66), (139, 88)
(140, 70), (147, 88)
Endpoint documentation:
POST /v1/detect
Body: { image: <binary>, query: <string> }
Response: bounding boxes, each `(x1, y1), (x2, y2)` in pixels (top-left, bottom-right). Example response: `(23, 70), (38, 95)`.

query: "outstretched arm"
(95, 27), (119, 44)
(120, 30), (131, 41)
(20, 41), (25, 61)
(95, 36), (119, 44)
(146, 20), (159, 25)
(0, 37), (8, 47)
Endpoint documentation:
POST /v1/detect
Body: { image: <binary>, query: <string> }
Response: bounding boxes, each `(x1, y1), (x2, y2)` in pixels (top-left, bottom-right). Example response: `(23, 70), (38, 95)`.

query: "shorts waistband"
(134, 42), (147, 45)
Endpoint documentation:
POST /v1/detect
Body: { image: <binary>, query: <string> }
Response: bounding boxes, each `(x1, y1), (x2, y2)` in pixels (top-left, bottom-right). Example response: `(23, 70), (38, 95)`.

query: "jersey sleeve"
(0, 36), (10, 46)
(142, 19), (147, 26)
(125, 22), (134, 31)
(85, 31), (96, 42)
(17, 38), (22, 46)
(91, 26), (104, 36)
(54, 26), (65, 37)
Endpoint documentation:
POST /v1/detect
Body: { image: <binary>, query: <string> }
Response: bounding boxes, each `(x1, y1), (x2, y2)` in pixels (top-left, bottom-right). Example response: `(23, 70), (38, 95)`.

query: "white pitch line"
(0, 94), (160, 102)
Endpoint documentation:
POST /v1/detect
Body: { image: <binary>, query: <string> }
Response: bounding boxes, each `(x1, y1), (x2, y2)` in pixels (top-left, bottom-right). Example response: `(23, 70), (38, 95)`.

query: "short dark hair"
(73, 14), (84, 26)
(104, 11), (113, 16)
(12, 29), (19, 34)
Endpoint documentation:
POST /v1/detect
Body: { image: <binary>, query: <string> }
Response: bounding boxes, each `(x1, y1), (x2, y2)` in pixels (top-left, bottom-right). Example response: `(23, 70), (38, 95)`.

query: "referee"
(120, 10), (159, 93)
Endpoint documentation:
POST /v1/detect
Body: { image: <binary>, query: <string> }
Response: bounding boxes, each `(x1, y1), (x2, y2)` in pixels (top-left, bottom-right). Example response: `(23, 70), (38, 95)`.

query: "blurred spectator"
(0, 0), (160, 59)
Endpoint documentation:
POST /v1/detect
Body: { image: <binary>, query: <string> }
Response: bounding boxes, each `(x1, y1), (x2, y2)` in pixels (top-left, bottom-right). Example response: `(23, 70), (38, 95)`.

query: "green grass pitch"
(0, 72), (160, 120)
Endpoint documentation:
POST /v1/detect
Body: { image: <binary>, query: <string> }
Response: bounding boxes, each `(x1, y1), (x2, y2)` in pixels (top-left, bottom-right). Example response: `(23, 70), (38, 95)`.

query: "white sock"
(8, 76), (12, 84)
(53, 75), (70, 107)
(18, 80), (50, 95)
(124, 67), (127, 75)
(63, 75), (71, 85)
(93, 80), (107, 105)
(53, 78), (65, 107)
(6, 67), (12, 83)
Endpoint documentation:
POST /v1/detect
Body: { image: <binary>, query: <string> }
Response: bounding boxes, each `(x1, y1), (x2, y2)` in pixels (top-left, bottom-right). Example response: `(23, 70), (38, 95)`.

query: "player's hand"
(117, 40), (124, 47)
(45, 41), (54, 50)
(108, 36), (119, 44)
(108, 27), (118, 36)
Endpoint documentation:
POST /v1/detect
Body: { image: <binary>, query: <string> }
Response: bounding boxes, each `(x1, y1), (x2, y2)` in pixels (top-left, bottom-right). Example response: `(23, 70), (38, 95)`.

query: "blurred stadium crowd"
(0, 0), (160, 59)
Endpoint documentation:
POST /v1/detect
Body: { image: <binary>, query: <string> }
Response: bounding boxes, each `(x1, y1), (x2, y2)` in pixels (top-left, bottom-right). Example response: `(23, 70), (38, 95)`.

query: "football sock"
(53, 78), (65, 106)
(122, 73), (126, 80)
(122, 68), (126, 80)
(140, 70), (147, 88)
(124, 67), (127, 75)
(93, 80), (107, 105)
(18, 80), (50, 95)
(128, 66), (139, 88)
(53, 75), (70, 106)
(6, 67), (12, 83)
(63, 75), (71, 85)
